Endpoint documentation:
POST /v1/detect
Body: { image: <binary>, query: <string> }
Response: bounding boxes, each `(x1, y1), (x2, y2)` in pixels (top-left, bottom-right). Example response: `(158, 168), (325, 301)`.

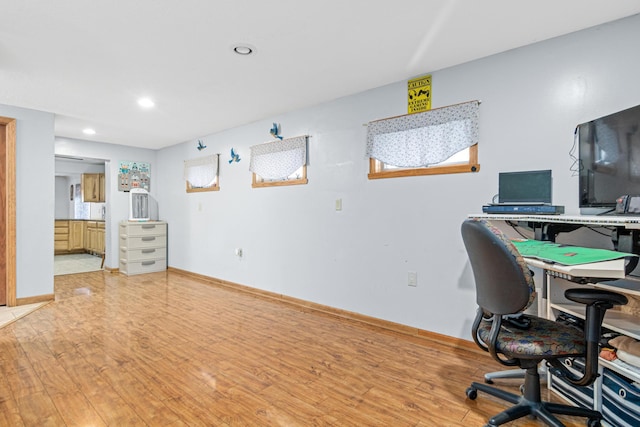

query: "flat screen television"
(578, 104), (640, 209)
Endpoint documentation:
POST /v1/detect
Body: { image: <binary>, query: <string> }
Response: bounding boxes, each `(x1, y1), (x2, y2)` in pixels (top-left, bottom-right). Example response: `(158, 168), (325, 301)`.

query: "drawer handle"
(141, 249), (156, 254)
(142, 261), (156, 266)
(141, 237), (156, 241)
(141, 225), (156, 229)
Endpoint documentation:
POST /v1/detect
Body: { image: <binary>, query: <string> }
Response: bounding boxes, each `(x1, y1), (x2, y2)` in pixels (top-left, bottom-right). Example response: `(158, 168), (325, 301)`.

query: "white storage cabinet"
(119, 221), (167, 275)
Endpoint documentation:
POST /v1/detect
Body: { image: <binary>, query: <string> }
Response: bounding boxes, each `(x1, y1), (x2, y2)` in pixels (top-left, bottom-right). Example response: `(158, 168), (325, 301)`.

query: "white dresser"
(119, 221), (167, 275)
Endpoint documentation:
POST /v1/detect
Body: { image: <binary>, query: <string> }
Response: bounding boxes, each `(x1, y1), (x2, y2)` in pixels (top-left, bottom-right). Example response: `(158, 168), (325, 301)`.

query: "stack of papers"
(511, 239), (637, 279)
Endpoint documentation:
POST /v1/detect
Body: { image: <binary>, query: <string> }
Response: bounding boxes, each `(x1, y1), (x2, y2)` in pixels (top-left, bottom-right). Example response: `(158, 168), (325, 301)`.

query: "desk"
(473, 213), (640, 277)
(471, 213), (640, 228)
(470, 213), (640, 425)
(524, 257), (627, 281)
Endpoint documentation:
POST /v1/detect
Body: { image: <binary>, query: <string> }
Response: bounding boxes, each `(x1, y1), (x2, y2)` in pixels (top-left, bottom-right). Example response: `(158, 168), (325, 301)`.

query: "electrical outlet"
(235, 248), (243, 258)
(408, 271), (417, 287)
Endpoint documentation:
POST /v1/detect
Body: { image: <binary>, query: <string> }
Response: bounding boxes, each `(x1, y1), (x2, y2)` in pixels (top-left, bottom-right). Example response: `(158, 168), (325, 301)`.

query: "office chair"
(461, 219), (627, 427)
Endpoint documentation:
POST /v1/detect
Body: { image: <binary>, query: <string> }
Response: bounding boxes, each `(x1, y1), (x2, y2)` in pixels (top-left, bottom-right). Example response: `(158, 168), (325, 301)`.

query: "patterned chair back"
(461, 218), (536, 316)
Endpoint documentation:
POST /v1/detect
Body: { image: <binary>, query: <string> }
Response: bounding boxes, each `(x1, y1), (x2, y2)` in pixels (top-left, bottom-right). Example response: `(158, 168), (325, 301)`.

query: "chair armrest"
(550, 288), (628, 387)
(565, 288), (628, 307)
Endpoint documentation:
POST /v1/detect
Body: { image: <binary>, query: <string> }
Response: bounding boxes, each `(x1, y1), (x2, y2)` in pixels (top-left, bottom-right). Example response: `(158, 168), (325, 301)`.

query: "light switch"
(335, 198), (342, 211)
(408, 271), (417, 287)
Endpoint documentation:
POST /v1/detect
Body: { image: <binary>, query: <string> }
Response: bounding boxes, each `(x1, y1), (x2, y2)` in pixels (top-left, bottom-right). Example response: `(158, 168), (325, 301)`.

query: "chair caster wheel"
(587, 419), (601, 427)
(466, 386), (478, 400)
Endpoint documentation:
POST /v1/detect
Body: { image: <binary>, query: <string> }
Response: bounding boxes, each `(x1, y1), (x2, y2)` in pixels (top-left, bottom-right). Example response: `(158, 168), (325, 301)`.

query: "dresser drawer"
(120, 235), (165, 250)
(54, 240), (69, 251)
(119, 258), (167, 275)
(119, 221), (167, 276)
(602, 368), (640, 427)
(120, 247), (165, 262)
(54, 233), (69, 241)
(55, 221), (69, 235)
(120, 222), (166, 237)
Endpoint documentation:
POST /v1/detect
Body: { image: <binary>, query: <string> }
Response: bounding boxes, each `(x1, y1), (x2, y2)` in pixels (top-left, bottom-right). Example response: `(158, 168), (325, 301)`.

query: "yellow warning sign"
(408, 74), (431, 114)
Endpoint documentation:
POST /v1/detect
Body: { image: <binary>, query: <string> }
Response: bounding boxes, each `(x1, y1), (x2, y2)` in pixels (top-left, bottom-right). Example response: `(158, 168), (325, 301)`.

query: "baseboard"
(16, 293), (54, 305)
(167, 267), (480, 355)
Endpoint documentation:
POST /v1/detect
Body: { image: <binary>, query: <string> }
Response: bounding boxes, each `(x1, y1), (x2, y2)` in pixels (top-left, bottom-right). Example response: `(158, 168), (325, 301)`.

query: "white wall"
(55, 138), (157, 268)
(54, 176), (72, 219)
(157, 14), (640, 340)
(0, 103), (55, 300)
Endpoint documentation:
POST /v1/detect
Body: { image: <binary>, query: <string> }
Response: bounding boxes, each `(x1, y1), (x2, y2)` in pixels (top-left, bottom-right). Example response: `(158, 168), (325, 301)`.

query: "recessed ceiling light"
(137, 97), (155, 109)
(233, 44), (255, 55)
(82, 128), (96, 135)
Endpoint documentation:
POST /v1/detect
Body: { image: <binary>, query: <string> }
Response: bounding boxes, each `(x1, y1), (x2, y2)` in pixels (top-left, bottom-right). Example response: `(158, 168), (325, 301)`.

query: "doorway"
(0, 117), (16, 306)
(54, 157), (107, 276)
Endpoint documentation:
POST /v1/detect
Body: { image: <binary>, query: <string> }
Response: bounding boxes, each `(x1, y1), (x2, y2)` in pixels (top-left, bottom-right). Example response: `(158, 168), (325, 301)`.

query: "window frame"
(249, 135), (309, 188)
(185, 154), (220, 193)
(252, 165), (308, 188)
(368, 144), (479, 179)
(186, 176), (220, 192)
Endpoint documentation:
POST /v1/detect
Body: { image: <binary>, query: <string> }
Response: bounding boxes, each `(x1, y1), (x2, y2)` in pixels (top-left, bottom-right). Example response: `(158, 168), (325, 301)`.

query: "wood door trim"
(0, 117), (16, 306)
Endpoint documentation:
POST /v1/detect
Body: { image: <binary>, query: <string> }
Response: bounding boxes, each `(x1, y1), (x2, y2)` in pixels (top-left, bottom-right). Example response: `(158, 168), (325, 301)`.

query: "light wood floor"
(0, 271), (588, 426)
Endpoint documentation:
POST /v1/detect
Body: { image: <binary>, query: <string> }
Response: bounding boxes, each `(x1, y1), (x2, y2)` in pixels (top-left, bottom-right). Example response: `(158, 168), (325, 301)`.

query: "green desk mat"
(511, 239), (636, 266)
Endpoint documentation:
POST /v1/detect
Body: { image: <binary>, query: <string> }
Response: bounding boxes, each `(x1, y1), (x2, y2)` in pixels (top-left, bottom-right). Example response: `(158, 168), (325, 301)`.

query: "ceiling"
(2, 1), (640, 150)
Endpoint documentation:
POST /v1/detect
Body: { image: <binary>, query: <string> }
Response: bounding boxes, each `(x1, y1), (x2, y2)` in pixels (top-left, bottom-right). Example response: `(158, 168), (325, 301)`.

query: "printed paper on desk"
(511, 239), (637, 266)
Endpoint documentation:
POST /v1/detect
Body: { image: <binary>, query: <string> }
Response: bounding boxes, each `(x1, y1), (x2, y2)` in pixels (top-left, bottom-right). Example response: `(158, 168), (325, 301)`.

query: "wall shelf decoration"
(119, 161), (150, 192)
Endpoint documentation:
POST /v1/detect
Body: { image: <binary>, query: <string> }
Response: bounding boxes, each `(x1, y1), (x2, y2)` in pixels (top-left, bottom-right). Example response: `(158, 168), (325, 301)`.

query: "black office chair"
(461, 218), (628, 427)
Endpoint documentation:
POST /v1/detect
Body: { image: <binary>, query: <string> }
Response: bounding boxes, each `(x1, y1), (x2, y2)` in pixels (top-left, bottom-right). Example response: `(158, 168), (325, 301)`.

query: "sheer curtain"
(249, 136), (307, 179)
(184, 154), (218, 187)
(366, 100), (479, 167)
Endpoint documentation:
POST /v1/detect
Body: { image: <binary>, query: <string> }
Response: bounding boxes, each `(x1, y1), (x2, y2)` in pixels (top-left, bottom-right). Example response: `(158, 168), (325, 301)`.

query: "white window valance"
(366, 100), (479, 168)
(249, 136), (308, 180)
(184, 154), (218, 187)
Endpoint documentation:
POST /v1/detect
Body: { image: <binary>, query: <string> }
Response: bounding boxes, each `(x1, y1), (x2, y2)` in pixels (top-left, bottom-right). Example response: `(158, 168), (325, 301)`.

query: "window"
(366, 100), (480, 179)
(250, 136), (308, 188)
(184, 154), (219, 192)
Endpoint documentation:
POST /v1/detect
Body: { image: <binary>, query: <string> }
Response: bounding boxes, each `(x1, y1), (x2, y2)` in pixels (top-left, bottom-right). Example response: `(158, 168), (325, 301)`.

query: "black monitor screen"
(578, 104), (640, 208)
(498, 170), (552, 204)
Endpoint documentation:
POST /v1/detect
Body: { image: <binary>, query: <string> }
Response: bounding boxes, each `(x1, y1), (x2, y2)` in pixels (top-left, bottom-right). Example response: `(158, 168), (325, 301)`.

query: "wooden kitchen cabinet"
(82, 173), (105, 202)
(56, 220), (104, 255)
(54, 220), (69, 254)
(84, 221), (105, 255)
(69, 221), (84, 251)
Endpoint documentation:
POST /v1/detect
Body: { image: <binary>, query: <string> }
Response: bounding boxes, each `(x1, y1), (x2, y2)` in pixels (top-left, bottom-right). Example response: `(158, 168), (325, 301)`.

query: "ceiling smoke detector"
(233, 45), (254, 56)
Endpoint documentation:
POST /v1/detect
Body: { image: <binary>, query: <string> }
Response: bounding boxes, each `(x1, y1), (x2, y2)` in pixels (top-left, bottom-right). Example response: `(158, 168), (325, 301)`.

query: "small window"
(369, 144), (479, 178)
(366, 100), (480, 179)
(250, 136), (308, 188)
(252, 165), (307, 188)
(184, 154), (220, 192)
